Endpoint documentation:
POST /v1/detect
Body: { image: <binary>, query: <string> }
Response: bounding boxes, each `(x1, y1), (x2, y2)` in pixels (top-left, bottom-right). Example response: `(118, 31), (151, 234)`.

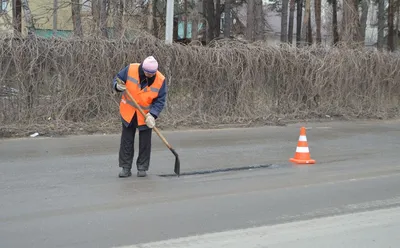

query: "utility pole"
(165, 0), (174, 44)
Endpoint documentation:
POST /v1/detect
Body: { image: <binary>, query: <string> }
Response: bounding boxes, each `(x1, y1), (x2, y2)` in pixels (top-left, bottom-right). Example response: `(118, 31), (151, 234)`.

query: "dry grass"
(1, 33), (400, 137)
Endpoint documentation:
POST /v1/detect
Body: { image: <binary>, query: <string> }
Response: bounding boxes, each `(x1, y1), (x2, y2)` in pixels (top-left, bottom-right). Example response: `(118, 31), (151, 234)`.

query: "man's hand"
(115, 78), (126, 91)
(145, 113), (156, 128)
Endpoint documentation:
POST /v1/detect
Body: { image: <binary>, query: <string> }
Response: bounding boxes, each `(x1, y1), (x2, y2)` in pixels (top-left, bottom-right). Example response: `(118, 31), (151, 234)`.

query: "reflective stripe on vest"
(122, 92), (151, 110)
(142, 87), (160, 93)
(127, 75), (138, 85)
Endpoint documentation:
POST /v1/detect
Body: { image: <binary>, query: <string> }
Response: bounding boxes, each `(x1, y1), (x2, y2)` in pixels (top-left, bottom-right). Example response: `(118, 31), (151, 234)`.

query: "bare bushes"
(1, 34), (400, 136)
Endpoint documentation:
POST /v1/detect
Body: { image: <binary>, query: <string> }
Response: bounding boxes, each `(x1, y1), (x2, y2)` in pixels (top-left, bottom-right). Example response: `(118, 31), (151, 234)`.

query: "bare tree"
(92, 0), (108, 37)
(100, 0), (108, 37)
(215, 0), (221, 38)
(254, 0), (263, 40)
(147, 0), (155, 34)
(377, 0), (385, 49)
(246, 0), (255, 41)
(116, 0), (125, 38)
(327, 0), (339, 45)
(191, 0), (200, 40)
(21, 0), (35, 33)
(152, 0), (158, 37)
(341, 0), (362, 46)
(332, 0), (339, 45)
(395, 0), (400, 49)
(92, 0), (100, 35)
(388, 0), (395, 51)
(53, 0), (58, 36)
(12, 0), (22, 34)
(359, 0), (370, 43)
(288, 0), (295, 44)
(204, 0), (216, 42)
(301, 0), (311, 45)
(183, 0), (188, 39)
(71, 0), (83, 37)
(315, 0), (322, 43)
(281, 0), (289, 42)
(296, 0), (303, 46)
(224, 0), (232, 38)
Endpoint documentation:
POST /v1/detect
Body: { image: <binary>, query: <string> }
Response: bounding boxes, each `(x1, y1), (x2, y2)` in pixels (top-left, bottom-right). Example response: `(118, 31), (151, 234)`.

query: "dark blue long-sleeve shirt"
(112, 64), (167, 120)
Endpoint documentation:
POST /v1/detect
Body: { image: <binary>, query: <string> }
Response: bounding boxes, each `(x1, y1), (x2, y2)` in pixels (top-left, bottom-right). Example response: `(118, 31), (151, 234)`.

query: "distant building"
(0, 0), (13, 36)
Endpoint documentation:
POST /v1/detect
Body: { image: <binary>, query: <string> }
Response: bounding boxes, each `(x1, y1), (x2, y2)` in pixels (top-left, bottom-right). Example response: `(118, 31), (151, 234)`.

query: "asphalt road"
(1, 120), (400, 248)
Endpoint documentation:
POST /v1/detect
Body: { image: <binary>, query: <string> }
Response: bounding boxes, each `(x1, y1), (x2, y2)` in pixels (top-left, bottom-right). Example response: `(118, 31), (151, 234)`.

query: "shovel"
(118, 78), (180, 176)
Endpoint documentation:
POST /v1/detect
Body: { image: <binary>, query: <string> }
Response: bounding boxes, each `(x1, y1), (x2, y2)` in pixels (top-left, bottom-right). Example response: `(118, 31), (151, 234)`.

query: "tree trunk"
(112, 0), (124, 39)
(223, 0), (232, 38)
(148, 0), (154, 34)
(301, 0), (311, 46)
(53, 0), (57, 36)
(332, 0), (339, 45)
(281, 0), (289, 42)
(91, 0), (108, 37)
(359, 0), (369, 43)
(100, 0), (108, 38)
(21, 0), (34, 32)
(215, 0), (221, 38)
(288, 0), (295, 44)
(92, 0), (100, 35)
(246, 0), (255, 41)
(71, 0), (83, 37)
(12, 0), (22, 35)
(205, 0), (215, 42)
(153, 0), (158, 37)
(254, 0), (263, 40)
(296, 0), (303, 46)
(341, 0), (361, 46)
(395, 0), (400, 50)
(184, 0), (188, 38)
(192, 0), (199, 40)
(388, 0), (395, 51)
(377, 0), (385, 49)
(314, 0), (321, 43)
(307, 13), (312, 44)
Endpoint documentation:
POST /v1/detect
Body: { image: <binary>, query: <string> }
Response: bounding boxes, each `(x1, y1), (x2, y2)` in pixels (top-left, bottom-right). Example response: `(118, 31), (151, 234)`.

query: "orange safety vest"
(119, 63), (165, 126)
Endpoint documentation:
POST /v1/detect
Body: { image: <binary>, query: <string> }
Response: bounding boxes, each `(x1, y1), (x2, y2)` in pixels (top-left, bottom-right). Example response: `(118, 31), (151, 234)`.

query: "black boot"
(119, 168), (132, 178)
(137, 171), (147, 177)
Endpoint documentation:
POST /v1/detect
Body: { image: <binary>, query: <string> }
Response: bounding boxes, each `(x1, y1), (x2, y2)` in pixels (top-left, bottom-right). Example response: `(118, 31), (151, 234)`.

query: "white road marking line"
(112, 206), (400, 248)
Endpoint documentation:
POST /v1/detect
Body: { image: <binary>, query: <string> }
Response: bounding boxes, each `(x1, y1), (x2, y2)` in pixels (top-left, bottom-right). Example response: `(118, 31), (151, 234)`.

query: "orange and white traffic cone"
(289, 127), (316, 164)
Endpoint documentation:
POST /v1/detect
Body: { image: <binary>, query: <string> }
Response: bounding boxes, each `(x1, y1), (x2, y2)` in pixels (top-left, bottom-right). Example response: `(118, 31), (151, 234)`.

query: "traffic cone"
(289, 127), (316, 164)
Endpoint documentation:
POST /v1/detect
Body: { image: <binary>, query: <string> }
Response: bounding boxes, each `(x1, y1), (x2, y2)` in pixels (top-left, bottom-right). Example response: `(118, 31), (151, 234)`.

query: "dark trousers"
(118, 121), (152, 171)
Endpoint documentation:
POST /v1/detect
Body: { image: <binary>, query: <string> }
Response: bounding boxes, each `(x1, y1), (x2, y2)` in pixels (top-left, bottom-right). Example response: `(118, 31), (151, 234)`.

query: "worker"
(112, 56), (167, 178)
